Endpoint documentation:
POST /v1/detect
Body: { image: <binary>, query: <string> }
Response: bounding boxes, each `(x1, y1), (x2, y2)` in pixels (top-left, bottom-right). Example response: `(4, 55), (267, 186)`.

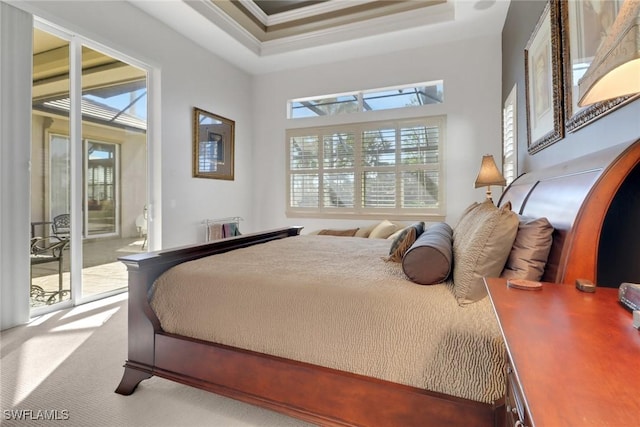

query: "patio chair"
(52, 213), (70, 240)
(30, 236), (70, 305)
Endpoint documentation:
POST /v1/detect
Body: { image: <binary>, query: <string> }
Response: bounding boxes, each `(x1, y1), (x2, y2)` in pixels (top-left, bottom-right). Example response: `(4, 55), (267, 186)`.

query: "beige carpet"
(0, 294), (313, 426)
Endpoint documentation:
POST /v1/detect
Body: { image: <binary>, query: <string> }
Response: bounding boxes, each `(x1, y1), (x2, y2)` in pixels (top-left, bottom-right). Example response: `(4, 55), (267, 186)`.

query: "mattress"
(149, 234), (506, 404)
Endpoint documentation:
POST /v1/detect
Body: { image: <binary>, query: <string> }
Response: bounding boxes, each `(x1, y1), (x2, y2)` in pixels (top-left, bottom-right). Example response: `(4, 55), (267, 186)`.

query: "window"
(287, 116), (445, 218)
(288, 81), (443, 119)
(503, 85), (517, 185)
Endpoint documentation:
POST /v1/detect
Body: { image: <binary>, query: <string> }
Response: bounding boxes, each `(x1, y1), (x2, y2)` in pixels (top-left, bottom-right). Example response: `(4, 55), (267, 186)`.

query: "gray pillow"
(501, 217), (553, 281)
(402, 222), (453, 285)
(452, 200), (519, 305)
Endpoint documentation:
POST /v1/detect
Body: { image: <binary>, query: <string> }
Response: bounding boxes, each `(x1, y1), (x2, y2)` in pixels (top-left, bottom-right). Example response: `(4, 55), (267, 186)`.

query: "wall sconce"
(474, 155), (506, 202)
(578, 0), (640, 106)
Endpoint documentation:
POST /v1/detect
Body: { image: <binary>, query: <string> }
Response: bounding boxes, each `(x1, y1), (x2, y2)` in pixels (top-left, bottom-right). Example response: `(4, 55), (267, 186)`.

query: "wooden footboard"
(115, 226), (501, 427)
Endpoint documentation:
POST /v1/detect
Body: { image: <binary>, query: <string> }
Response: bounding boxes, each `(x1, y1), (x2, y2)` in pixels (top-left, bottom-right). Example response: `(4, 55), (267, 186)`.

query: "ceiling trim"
(189, 0), (453, 56)
(240, 0), (376, 26)
(187, 0), (263, 55)
(259, 2), (455, 56)
(128, 0), (510, 75)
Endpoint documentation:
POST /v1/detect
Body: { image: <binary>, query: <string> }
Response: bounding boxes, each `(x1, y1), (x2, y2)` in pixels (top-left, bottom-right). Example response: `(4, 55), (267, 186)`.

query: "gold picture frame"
(193, 107), (235, 180)
(560, 0), (637, 133)
(525, 0), (564, 154)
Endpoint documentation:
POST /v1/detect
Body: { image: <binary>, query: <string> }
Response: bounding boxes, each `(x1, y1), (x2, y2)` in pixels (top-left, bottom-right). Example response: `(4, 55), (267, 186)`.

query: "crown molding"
(187, 0), (262, 55)
(194, 0), (453, 56)
(260, 2), (454, 55)
(241, 0), (376, 26)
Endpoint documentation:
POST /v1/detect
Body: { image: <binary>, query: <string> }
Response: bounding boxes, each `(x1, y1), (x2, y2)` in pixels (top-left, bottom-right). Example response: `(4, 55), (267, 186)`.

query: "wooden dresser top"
(485, 277), (640, 427)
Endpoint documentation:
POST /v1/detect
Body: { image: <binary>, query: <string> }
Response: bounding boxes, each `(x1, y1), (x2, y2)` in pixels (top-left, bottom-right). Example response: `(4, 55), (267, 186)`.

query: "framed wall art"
(193, 107), (235, 180)
(560, 0), (637, 132)
(525, 0), (564, 154)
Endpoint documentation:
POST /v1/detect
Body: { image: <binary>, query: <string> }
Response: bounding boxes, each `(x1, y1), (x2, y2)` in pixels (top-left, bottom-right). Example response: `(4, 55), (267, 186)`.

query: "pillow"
(387, 223), (425, 262)
(355, 223), (377, 238)
(368, 220), (400, 239)
(402, 222), (453, 285)
(386, 228), (405, 241)
(317, 228), (359, 237)
(501, 217), (553, 281)
(454, 201), (480, 230)
(452, 200), (519, 305)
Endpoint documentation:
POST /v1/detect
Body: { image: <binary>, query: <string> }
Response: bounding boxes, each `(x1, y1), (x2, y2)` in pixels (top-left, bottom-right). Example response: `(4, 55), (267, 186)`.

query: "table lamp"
(474, 154), (506, 202)
(578, 0), (640, 106)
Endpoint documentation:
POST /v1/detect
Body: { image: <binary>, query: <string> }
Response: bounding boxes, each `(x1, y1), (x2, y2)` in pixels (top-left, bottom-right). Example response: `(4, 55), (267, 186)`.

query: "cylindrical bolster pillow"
(402, 222), (453, 285)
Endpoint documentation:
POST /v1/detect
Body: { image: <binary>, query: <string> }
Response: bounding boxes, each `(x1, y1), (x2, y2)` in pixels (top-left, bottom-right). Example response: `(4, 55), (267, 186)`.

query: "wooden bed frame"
(116, 137), (640, 427)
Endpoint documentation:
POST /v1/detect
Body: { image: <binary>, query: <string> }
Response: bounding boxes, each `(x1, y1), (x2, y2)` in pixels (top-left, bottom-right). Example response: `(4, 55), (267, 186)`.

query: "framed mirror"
(193, 107), (235, 180)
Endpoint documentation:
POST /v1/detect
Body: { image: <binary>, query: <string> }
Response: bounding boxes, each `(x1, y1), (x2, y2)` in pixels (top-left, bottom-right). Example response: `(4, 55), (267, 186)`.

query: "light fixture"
(474, 155), (506, 202)
(578, 0), (640, 106)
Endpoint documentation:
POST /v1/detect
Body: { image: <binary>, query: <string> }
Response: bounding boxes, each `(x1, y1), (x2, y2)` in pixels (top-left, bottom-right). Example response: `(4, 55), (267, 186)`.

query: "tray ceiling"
(129, 0), (510, 74)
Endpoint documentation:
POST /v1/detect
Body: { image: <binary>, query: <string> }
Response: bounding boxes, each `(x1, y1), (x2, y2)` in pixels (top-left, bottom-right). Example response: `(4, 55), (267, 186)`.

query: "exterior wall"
(30, 113), (147, 239)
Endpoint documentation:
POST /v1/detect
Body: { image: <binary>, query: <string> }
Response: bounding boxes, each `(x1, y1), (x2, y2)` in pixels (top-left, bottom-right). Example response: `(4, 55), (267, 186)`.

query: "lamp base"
(485, 186), (493, 203)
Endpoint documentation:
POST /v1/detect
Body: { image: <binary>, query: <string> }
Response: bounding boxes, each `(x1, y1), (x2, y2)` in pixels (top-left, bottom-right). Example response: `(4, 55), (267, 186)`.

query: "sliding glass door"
(30, 30), (72, 308)
(30, 24), (149, 311)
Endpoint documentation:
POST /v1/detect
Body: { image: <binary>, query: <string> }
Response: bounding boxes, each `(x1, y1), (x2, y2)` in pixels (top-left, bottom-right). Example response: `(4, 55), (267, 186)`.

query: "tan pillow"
(454, 201), (480, 232)
(368, 220), (400, 239)
(501, 217), (553, 281)
(355, 223), (377, 238)
(452, 200), (519, 305)
(317, 228), (359, 237)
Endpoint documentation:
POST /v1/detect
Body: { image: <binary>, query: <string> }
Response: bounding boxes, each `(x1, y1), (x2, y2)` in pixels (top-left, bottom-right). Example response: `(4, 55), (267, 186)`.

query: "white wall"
(0, 2), (33, 329)
(18, 0), (256, 248)
(252, 34), (504, 233)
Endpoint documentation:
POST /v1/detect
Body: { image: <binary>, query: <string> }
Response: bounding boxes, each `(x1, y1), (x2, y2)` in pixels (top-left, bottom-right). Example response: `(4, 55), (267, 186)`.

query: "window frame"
(288, 81), (444, 119)
(503, 84), (518, 186)
(286, 115), (446, 220)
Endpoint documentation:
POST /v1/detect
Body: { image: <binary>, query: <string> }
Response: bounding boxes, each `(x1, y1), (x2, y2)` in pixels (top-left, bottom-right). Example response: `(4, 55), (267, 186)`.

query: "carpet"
(0, 294), (313, 426)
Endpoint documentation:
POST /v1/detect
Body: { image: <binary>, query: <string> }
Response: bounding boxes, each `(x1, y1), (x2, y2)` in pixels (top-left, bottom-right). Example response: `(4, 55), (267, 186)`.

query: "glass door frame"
(31, 18), (158, 316)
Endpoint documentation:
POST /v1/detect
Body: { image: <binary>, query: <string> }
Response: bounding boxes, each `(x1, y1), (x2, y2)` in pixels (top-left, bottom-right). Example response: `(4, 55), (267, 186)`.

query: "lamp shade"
(578, 0), (640, 107)
(474, 155), (506, 188)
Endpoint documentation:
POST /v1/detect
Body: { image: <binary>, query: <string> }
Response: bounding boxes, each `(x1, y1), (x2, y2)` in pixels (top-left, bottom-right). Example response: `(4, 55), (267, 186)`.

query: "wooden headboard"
(498, 137), (640, 286)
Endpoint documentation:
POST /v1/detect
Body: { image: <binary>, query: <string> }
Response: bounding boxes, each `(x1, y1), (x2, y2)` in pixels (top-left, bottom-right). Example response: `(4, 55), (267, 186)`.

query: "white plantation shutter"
(503, 85), (517, 185)
(287, 116), (445, 217)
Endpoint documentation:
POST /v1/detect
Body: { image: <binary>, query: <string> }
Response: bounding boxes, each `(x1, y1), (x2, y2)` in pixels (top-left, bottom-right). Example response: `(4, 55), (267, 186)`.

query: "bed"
(116, 137), (640, 427)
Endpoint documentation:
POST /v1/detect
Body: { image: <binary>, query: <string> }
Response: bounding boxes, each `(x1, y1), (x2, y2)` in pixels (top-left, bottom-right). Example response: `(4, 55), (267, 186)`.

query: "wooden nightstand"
(485, 277), (640, 427)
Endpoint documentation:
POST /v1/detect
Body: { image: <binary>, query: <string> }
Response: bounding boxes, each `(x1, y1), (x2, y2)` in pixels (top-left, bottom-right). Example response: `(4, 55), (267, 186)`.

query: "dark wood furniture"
(486, 277), (640, 426)
(115, 226), (498, 426)
(498, 137), (640, 287)
(116, 137), (640, 426)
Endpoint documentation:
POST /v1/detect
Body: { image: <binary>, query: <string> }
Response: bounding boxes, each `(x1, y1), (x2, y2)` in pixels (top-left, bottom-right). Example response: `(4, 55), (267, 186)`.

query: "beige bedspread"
(150, 235), (505, 404)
